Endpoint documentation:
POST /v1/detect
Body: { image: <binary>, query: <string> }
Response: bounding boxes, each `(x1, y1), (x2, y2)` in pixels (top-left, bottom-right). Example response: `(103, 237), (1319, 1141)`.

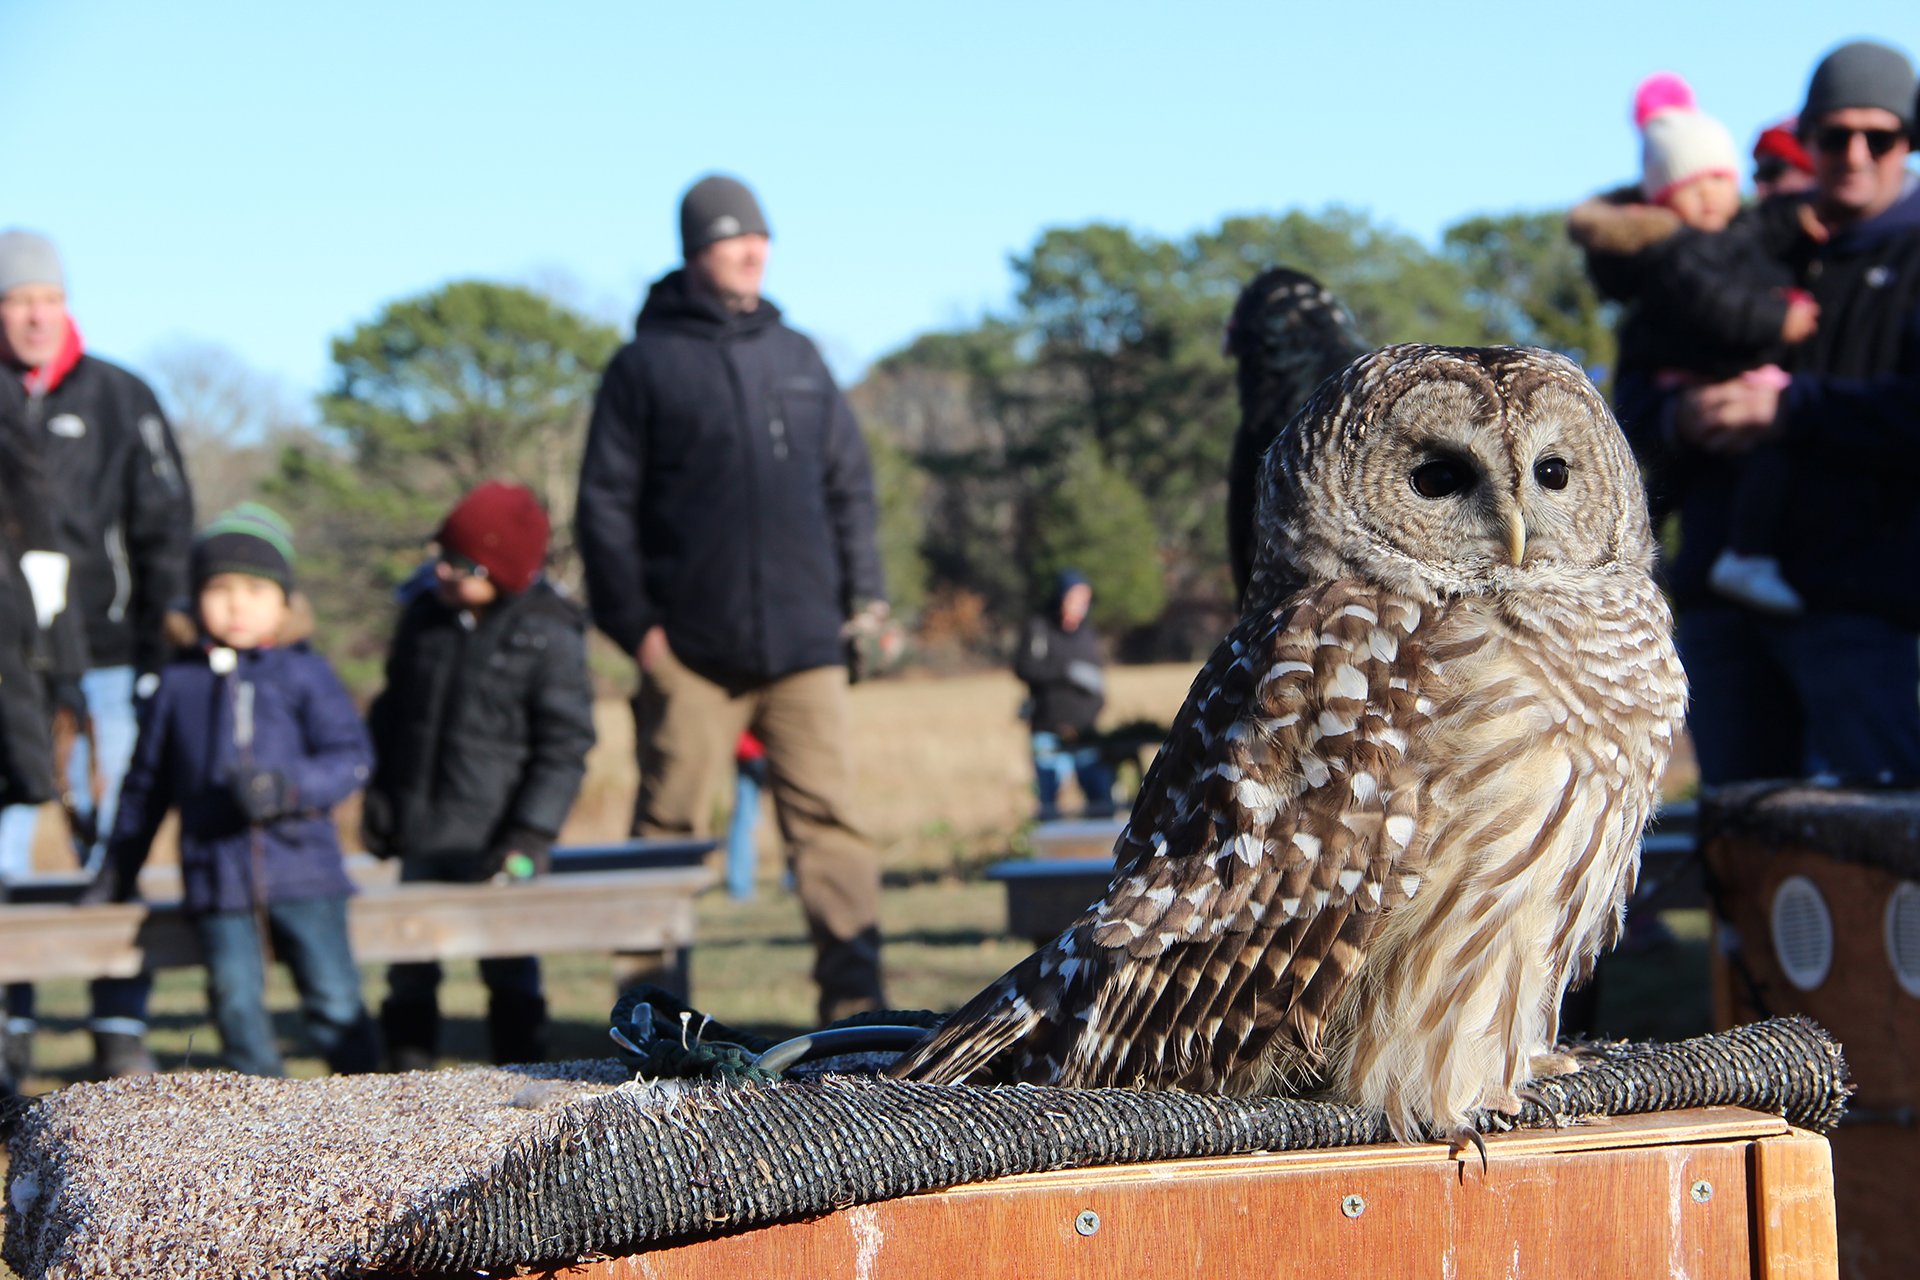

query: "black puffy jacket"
(0, 355), (192, 673)
(1616, 178), (1920, 624)
(575, 271), (885, 683)
(362, 581), (596, 865)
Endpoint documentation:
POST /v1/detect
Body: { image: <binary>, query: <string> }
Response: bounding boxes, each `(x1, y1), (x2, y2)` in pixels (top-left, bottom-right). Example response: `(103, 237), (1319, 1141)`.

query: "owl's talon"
(1447, 1125), (1489, 1173)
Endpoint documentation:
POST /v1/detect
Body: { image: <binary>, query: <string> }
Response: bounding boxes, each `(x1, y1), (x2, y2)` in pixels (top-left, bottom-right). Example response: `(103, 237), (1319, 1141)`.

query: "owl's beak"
(1504, 510), (1528, 566)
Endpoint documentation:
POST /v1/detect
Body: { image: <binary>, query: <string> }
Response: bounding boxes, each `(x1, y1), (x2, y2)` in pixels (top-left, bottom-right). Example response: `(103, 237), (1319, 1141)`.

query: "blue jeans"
(1032, 731), (1116, 819)
(196, 895), (373, 1077)
(2, 666), (151, 1032)
(726, 757), (768, 900)
(1678, 607), (1920, 786)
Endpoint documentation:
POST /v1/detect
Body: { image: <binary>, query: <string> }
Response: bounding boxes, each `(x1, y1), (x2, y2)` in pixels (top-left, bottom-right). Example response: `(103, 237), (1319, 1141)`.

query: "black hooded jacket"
(362, 580), (596, 866)
(575, 270), (885, 683)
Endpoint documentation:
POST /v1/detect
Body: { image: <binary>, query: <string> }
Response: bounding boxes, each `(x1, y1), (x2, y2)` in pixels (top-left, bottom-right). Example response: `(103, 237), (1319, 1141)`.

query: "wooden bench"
(0, 840), (716, 990)
(992, 804), (1702, 942)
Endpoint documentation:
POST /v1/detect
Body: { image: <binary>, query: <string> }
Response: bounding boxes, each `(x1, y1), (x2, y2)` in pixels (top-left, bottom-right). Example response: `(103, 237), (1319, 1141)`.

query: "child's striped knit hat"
(192, 502), (296, 595)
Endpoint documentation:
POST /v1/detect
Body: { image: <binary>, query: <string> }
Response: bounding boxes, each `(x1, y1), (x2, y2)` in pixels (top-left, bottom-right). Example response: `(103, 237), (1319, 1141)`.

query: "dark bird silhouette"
(1224, 268), (1368, 603)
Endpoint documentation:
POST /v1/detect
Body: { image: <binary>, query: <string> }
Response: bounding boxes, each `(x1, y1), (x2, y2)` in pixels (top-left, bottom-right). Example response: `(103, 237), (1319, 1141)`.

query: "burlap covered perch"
(4, 1017), (1848, 1279)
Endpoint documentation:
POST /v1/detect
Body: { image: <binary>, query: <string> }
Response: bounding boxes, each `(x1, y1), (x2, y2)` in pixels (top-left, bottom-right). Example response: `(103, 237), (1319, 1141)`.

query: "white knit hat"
(1635, 73), (1741, 204)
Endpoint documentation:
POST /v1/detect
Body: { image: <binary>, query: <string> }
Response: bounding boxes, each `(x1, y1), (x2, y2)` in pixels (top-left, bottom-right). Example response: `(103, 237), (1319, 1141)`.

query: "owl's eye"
(1534, 457), (1570, 490)
(1410, 456), (1474, 499)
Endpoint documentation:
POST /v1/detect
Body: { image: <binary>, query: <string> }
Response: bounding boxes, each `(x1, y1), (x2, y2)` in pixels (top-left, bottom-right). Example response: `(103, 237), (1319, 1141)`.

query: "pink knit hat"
(1634, 72), (1741, 204)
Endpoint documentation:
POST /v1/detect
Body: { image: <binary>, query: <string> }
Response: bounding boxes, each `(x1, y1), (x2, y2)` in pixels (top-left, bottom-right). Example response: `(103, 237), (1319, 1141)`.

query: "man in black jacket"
(1635, 41), (1920, 785)
(0, 230), (193, 1077)
(577, 175), (889, 1022)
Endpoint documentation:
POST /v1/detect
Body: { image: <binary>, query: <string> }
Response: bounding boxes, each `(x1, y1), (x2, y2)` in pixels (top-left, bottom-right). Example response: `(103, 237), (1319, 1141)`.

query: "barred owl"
(892, 345), (1688, 1148)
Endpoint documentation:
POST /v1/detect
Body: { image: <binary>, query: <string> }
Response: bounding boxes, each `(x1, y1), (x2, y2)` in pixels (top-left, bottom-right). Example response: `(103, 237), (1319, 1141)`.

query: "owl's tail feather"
(888, 933), (1091, 1085)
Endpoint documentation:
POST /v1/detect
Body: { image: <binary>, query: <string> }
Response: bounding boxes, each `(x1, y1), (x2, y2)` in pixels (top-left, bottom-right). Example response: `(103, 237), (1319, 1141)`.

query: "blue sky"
(3, 1), (1914, 406)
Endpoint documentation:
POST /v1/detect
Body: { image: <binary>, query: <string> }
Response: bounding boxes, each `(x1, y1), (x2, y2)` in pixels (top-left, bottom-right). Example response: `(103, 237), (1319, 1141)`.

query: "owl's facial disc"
(1341, 379), (1522, 593)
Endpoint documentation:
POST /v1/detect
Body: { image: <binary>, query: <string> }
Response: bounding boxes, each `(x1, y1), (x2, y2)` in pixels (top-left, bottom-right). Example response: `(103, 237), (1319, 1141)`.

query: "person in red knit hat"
(1751, 117), (1818, 198)
(360, 481), (596, 1069)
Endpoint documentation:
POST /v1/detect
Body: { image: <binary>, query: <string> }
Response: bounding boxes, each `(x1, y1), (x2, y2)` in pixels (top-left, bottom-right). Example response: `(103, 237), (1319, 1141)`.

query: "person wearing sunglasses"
(1656, 39), (1920, 790)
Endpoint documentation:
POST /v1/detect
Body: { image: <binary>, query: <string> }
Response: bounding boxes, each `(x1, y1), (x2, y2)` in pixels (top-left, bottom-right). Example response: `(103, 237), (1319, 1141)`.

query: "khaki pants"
(633, 651), (884, 1019)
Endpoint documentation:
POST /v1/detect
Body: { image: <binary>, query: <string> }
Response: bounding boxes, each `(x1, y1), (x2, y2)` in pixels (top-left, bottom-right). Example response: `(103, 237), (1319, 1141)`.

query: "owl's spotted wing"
(890, 580), (1436, 1091)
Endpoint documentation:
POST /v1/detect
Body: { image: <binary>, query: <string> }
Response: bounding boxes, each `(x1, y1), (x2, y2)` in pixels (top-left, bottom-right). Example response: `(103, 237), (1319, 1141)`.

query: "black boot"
(92, 1030), (157, 1078)
(486, 991), (548, 1065)
(814, 926), (887, 1025)
(324, 1012), (381, 1075)
(380, 997), (440, 1073)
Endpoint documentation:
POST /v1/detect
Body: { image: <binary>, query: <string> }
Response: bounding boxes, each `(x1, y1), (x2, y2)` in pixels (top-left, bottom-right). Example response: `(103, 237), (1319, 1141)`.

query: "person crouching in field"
(362, 482), (595, 1070)
(84, 504), (378, 1076)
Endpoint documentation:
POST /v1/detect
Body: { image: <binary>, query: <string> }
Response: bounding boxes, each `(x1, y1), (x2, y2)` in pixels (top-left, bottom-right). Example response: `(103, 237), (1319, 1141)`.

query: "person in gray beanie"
(1799, 39), (1915, 136)
(678, 175), (771, 260)
(576, 174), (892, 1022)
(0, 228), (194, 1080)
(1629, 38), (1920, 791)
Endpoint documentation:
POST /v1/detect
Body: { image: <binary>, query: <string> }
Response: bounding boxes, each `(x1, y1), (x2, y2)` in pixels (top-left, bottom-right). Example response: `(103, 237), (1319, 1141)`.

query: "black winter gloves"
(230, 767), (298, 823)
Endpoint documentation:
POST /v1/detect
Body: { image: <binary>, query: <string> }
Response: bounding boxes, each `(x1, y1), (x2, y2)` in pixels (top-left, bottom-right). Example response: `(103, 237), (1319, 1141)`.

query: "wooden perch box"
(1701, 785), (1920, 1280)
(420, 1107), (1833, 1280)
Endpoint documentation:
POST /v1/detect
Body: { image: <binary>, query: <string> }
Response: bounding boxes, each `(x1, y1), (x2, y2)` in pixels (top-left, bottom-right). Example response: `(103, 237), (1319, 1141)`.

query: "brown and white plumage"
(890, 344), (1687, 1142)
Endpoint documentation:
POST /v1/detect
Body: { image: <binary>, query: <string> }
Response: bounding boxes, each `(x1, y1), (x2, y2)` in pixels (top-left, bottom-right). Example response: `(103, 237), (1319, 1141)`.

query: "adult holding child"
(576, 174), (891, 1022)
(1609, 42), (1920, 786)
(1680, 41), (1920, 785)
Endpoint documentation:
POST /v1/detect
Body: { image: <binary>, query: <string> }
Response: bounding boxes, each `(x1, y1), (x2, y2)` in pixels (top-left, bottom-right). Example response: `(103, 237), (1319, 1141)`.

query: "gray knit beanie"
(1800, 40), (1916, 133)
(0, 230), (65, 296)
(679, 175), (770, 259)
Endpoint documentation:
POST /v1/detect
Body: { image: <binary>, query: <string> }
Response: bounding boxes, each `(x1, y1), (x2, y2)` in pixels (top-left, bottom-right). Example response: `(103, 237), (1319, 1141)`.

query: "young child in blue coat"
(89, 504), (377, 1076)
